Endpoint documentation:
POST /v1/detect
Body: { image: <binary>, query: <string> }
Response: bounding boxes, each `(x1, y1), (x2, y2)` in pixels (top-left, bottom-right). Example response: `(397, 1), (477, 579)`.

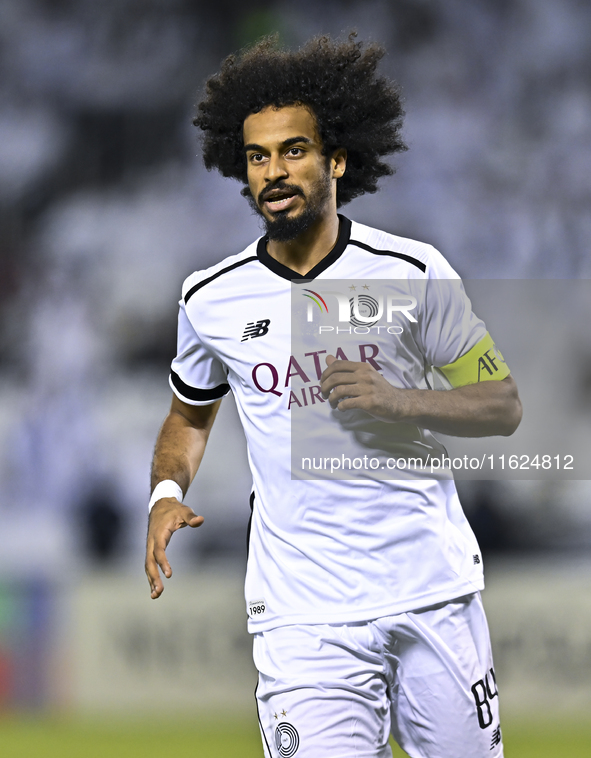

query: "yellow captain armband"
(437, 332), (511, 388)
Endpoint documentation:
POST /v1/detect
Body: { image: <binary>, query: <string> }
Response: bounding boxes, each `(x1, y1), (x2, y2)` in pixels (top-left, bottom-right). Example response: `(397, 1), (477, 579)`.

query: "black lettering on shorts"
(471, 668), (498, 729)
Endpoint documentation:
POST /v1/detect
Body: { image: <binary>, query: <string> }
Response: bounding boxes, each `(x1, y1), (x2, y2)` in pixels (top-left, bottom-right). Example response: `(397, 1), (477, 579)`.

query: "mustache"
(258, 182), (304, 205)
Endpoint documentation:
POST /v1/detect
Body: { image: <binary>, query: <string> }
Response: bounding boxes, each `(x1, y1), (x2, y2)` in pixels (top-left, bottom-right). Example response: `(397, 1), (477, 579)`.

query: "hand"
(320, 355), (409, 423)
(145, 498), (204, 599)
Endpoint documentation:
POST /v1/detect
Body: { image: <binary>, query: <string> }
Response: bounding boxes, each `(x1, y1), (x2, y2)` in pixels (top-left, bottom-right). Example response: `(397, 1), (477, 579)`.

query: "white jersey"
(170, 216), (504, 632)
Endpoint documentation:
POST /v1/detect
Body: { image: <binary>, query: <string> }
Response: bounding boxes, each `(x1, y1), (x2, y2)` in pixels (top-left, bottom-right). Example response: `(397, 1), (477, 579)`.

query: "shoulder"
(181, 239), (262, 304)
(348, 219), (460, 279)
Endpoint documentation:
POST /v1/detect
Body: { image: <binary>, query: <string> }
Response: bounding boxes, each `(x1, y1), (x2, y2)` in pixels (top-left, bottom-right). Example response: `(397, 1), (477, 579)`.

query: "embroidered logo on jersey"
(241, 319), (271, 342)
(275, 722), (300, 757)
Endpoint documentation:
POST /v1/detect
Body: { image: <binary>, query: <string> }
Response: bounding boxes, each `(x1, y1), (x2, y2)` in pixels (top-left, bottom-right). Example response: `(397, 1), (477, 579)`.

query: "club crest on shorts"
(274, 722), (300, 757)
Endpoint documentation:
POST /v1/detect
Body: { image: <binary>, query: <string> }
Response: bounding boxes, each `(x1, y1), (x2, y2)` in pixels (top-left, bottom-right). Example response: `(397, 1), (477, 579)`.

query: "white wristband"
(149, 480), (183, 513)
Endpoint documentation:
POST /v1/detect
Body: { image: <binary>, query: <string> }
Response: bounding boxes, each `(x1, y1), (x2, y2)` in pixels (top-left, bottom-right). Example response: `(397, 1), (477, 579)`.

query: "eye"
(287, 147), (302, 157)
(250, 153), (265, 163)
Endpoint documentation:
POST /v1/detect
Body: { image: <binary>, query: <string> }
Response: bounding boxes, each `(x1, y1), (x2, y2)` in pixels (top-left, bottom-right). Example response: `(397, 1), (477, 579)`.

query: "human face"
(243, 105), (345, 242)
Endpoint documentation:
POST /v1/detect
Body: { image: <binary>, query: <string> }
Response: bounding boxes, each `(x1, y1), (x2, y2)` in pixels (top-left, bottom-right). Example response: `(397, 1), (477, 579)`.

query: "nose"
(265, 153), (288, 184)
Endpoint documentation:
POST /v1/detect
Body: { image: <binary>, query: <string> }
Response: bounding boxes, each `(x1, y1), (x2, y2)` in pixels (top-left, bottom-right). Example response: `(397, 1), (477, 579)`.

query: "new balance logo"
(241, 319), (271, 342)
(490, 725), (502, 750)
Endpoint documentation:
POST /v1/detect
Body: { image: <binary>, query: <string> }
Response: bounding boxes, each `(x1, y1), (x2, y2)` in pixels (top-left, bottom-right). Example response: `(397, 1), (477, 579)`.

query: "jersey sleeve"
(169, 299), (231, 405)
(416, 250), (511, 388)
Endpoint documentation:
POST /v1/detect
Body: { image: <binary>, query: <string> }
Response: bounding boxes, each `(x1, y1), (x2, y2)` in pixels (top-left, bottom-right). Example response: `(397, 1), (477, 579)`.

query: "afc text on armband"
(250, 344), (382, 409)
(477, 349), (503, 381)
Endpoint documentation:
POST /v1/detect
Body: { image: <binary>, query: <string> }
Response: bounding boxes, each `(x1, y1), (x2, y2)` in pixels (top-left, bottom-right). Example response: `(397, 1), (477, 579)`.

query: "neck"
(266, 210), (340, 276)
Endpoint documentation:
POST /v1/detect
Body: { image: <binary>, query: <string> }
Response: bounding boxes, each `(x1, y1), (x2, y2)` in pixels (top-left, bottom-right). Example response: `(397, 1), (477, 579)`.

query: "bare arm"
(145, 394), (221, 599)
(320, 356), (522, 437)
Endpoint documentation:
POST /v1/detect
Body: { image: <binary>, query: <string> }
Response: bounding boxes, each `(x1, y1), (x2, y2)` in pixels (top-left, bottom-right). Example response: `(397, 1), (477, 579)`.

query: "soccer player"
(145, 35), (521, 758)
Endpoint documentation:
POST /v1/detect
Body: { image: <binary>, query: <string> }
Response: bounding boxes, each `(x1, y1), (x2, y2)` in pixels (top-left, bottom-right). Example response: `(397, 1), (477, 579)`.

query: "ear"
(331, 148), (347, 179)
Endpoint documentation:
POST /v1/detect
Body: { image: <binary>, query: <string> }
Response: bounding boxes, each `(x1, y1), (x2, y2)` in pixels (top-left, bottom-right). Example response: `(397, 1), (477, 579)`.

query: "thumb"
(180, 505), (204, 528)
(186, 514), (204, 528)
(326, 354), (337, 366)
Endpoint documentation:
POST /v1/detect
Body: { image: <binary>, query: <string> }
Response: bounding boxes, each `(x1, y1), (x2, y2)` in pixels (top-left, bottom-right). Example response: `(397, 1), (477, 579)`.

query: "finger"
(145, 553), (164, 599)
(320, 359), (364, 383)
(324, 381), (362, 408)
(321, 372), (360, 399)
(328, 384), (362, 409)
(150, 576), (164, 599)
(322, 370), (360, 387)
(335, 396), (365, 412)
(153, 537), (173, 578)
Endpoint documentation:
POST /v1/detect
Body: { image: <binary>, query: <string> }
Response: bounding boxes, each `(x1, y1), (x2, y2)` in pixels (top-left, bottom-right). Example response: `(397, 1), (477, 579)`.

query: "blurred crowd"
(1, 0), (591, 578)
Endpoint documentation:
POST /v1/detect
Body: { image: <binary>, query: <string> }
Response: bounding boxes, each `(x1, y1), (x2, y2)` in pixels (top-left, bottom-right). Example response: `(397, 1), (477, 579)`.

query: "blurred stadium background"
(1, 0), (591, 755)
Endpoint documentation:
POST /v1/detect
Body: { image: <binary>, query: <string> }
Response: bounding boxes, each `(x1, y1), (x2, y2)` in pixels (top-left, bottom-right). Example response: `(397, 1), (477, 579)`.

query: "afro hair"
(194, 33), (407, 207)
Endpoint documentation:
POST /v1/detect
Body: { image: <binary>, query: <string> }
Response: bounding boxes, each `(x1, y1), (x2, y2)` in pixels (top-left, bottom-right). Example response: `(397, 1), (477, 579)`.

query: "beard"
(247, 168), (333, 242)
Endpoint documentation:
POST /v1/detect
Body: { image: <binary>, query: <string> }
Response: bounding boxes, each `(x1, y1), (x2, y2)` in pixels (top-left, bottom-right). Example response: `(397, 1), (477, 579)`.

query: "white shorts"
(254, 593), (503, 758)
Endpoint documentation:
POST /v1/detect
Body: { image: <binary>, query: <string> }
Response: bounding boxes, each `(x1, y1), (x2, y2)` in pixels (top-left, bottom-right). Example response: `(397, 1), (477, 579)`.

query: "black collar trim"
(256, 215), (352, 282)
(348, 240), (427, 273)
(184, 255), (258, 304)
